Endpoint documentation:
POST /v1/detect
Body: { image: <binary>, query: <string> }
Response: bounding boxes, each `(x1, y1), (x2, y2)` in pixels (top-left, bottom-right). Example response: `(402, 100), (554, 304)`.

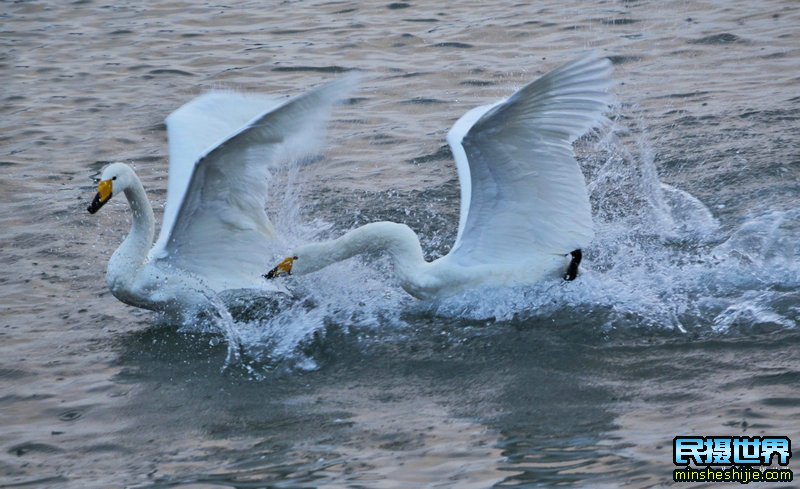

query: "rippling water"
(2, 1), (799, 488)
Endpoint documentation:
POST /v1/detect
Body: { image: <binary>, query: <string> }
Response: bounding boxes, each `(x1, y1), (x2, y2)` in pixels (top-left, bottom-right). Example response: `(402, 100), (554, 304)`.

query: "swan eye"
(112, 176), (117, 181)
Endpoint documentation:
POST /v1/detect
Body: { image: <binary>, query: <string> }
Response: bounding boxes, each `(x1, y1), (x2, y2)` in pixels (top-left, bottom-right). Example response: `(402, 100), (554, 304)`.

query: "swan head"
(263, 255), (298, 279)
(87, 162), (135, 214)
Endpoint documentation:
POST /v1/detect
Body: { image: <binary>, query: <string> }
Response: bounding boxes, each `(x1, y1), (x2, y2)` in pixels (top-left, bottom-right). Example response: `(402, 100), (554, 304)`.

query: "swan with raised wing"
(87, 76), (356, 315)
(266, 54), (612, 300)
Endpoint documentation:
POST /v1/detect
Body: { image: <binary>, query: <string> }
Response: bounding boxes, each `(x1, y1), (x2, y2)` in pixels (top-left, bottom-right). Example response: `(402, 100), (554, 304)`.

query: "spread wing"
(148, 75), (358, 291)
(445, 53), (612, 265)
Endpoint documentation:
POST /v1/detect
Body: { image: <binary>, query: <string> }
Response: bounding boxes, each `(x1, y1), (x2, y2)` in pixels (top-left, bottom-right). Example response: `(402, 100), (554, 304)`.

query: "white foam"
(186, 110), (798, 369)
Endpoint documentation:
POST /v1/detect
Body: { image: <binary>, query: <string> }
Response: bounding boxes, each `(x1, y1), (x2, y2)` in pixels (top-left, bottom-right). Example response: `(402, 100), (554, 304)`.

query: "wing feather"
(446, 53), (612, 264)
(149, 75), (358, 291)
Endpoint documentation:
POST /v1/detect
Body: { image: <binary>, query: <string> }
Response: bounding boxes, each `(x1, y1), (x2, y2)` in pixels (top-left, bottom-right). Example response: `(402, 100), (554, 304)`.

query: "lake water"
(2, 1), (799, 488)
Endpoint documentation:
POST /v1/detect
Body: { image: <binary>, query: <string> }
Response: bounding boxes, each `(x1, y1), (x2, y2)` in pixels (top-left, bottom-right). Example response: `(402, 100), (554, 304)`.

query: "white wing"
(446, 54), (612, 265)
(155, 91), (284, 256)
(149, 75), (358, 291)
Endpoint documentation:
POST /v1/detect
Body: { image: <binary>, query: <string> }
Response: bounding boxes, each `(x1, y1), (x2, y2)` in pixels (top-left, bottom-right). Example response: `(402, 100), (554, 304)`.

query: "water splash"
(173, 151), (412, 372)
(706, 209), (800, 333)
(418, 117), (798, 334)
(175, 286), (245, 369)
(194, 108), (798, 370)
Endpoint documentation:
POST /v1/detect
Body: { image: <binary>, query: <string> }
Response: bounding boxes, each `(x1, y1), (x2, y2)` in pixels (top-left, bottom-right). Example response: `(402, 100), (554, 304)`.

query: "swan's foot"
(563, 249), (582, 281)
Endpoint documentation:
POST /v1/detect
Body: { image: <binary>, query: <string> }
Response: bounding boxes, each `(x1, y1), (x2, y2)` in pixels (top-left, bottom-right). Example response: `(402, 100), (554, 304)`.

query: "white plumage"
(88, 76), (357, 314)
(269, 54), (613, 300)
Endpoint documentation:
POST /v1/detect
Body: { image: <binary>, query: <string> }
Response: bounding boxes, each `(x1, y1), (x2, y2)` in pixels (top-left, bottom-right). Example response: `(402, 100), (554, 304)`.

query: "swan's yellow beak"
(87, 179), (113, 214)
(264, 256), (297, 279)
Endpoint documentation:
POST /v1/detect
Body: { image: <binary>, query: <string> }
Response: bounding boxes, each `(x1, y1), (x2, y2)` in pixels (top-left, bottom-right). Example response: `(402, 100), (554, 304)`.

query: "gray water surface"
(2, 1), (799, 488)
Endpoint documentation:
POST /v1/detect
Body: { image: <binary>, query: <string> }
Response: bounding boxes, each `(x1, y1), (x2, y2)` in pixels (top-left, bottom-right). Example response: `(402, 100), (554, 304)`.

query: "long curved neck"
(296, 222), (433, 297)
(109, 177), (155, 282)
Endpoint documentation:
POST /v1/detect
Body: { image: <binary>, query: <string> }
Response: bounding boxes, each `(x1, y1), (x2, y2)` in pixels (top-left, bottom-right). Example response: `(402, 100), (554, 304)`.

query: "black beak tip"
(87, 193), (105, 214)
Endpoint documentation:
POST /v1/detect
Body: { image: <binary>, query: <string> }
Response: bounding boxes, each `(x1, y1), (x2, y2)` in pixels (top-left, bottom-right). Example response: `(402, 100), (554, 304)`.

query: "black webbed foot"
(563, 249), (582, 281)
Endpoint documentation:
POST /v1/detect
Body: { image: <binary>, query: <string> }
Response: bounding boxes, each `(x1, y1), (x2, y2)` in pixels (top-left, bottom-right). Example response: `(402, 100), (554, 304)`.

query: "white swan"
(266, 54), (613, 300)
(87, 76), (357, 315)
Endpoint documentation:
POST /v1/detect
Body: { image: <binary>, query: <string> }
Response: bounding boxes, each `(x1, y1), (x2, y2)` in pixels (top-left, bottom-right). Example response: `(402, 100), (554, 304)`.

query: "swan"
(87, 76), (357, 316)
(266, 54), (612, 300)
